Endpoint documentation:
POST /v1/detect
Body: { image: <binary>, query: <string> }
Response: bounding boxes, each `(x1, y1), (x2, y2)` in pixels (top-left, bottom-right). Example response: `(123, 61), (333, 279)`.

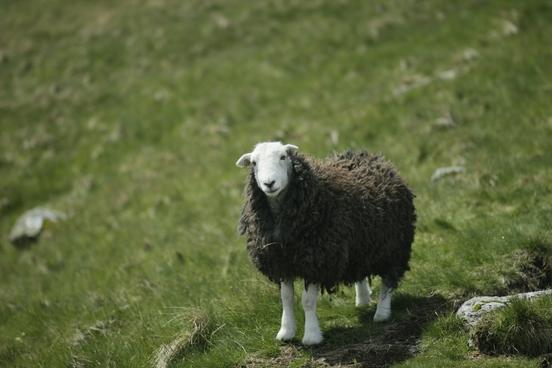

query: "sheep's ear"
(285, 144), (299, 155)
(236, 153), (252, 168)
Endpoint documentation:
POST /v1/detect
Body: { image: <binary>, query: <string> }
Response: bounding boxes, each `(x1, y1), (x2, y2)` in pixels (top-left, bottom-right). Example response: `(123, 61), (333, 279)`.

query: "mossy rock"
(471, 297), (552, 357)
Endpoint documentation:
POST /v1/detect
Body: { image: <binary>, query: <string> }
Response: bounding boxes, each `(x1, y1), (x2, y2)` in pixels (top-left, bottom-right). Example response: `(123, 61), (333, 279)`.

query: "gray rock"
(9, 207), (66, 247)
(431, 166), (465, 182)
(433, 112), (456, 128)
(456, 289), (552, 326)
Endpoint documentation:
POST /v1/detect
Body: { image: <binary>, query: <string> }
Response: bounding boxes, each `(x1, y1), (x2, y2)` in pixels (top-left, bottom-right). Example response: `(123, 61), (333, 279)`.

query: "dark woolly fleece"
(239, 150), (416, 293)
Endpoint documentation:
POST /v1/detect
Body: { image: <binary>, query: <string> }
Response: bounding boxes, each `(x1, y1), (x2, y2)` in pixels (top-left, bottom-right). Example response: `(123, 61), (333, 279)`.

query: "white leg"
(355, 278), (372, 306)
(276, 280), (296, 341)
(373, 282), (392, 322)
(301, 283), (323, 345)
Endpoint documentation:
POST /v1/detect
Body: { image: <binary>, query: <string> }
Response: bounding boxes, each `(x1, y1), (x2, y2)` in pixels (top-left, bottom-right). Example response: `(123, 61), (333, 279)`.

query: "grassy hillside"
(1, 0), (551, 366)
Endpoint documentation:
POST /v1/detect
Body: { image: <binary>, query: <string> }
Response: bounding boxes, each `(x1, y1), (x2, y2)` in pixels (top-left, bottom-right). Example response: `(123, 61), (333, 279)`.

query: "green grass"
(1, 0), (552, 367)
(472, 296), (552, 357)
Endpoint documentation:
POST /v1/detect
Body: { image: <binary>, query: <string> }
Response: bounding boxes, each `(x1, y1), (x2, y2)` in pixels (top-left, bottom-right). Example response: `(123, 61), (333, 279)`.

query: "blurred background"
(1, 0), (551, 367)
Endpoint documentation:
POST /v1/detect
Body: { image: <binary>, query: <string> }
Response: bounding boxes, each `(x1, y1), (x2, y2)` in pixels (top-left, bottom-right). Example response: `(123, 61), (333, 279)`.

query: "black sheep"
(236, 142), (416, 345)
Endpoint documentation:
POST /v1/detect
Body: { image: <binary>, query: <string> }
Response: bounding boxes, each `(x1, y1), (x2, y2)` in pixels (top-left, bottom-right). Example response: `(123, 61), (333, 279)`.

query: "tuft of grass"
(468, 237), (552, 296)
(153, 310), (213, 368)
(489, 239), (552, 295)
(472, 296), (552, 357)
(507, 241), (552, 292)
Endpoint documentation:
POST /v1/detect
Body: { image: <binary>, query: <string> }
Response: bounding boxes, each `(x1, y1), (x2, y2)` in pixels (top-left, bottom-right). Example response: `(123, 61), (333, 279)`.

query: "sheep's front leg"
(373, 282), (393, 322)
(276, 280), (296, 341)
(355, 278), (372, 306)
(301, 283), (323, 345)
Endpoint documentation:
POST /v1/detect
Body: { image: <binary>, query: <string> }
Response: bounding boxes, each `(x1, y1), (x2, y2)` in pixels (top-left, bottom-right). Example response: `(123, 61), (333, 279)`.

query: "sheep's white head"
(236, 142), (299, 198)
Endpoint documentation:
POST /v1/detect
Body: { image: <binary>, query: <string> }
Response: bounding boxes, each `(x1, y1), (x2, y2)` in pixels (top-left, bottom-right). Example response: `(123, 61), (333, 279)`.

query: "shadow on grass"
(310, 294), (452, 368)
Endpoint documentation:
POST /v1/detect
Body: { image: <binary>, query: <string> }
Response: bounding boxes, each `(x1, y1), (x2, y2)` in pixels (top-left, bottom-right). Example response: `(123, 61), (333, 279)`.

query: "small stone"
(436, 69), (457, 81)
(213, 13), (230, 29)
(154, 89), (170, 101)
(462, 48), (479, 62)
(329, 130), (339, 145)
(434, 111), (456, 128)
(9, 207), (66, 247)
(431, 166), (465, 182)
(393, 74), (432, 96)
(501, 20), (518, 36)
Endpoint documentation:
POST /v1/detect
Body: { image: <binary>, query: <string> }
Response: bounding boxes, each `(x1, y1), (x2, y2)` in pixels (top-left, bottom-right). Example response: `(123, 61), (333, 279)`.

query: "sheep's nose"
(264, 180), (275, 189)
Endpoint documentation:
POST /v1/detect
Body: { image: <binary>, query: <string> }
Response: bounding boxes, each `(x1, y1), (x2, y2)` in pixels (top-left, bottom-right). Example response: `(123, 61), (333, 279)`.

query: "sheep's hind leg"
(301, 283), (323, 345)
(373, 281), (393, 322)
(355, 278), (372, 306)
(276, 280), (296, 341)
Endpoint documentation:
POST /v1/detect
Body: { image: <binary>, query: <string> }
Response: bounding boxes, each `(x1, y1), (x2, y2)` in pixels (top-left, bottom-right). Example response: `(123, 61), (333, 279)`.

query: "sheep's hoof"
(301, 330), (323, 345)
(276, 327), (296, 341)
(373, 309), (391, 322)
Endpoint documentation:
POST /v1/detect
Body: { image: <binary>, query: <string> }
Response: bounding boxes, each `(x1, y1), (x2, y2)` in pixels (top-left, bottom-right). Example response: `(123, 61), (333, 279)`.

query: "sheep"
(236, 141), (416, 345)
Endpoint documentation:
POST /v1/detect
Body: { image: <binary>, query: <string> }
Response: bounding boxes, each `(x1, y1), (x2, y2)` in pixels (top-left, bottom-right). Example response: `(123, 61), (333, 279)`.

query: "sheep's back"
(310, 151), (416, 286)
(317, 151), (413, 211)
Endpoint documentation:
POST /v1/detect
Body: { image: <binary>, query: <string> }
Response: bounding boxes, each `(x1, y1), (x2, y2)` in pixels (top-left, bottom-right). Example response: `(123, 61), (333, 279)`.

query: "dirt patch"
(243, 294), (452, 368)
(242, 346), (337, 368)
(312, 295), (451, 368)
(314, 338), (417, 368)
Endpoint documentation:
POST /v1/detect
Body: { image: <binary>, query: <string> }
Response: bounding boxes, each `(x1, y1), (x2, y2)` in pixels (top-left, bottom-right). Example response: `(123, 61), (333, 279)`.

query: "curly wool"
(239, 150), (416, 293)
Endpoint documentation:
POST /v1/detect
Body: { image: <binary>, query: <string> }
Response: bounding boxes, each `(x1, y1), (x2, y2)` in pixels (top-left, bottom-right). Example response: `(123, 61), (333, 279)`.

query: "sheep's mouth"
(264, 188), (281, 196)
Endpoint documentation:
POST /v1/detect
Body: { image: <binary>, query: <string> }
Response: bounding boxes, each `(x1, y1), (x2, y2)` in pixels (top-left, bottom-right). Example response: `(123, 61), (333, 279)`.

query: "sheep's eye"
(280, 155), (286, 160)
(252, 161), (256, 166)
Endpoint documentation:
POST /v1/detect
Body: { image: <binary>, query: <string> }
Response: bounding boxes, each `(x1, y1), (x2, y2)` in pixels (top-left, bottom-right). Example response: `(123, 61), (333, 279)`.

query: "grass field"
(1, 0), (552, 367)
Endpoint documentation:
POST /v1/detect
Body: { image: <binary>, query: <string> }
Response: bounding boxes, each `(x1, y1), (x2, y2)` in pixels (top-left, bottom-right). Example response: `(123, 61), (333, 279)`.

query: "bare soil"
(243, 294), (453, 368)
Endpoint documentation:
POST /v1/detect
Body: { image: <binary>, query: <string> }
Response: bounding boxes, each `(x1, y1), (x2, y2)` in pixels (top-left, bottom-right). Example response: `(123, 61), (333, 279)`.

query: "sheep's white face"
(236, 142), (298, 198)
